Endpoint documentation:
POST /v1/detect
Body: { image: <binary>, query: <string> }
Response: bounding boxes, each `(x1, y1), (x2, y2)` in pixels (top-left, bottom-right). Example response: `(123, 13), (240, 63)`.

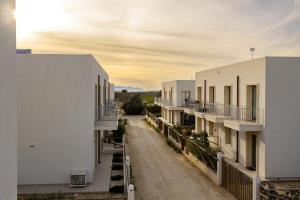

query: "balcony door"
(247, 85), (258, 121)
(169, 87), (173, 106)
(252, 86), (257, 120)
(103, 79), (107, 103)
(209, 86), (215, 103)
(182, 91), (191, 106)
(251, 134), (257, 169)
(224, 86), (232, 116)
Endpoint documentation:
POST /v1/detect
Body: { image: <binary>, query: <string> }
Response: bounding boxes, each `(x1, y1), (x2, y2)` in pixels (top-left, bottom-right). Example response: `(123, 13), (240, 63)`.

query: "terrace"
(95, 100), (118, 131)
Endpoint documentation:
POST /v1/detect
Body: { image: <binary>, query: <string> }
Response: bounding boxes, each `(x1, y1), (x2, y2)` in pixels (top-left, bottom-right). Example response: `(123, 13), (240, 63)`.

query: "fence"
(147, 111), (158, 123)
(222, 160), (253, 200)
(186, 138), (218, 172)
(168, 127), (183, 144)
(168, 127), (184, 149)
(260, 180), (300, 200)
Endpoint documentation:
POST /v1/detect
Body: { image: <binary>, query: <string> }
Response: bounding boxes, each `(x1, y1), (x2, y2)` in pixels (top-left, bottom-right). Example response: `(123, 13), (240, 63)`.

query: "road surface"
(126, 115), (235, 200)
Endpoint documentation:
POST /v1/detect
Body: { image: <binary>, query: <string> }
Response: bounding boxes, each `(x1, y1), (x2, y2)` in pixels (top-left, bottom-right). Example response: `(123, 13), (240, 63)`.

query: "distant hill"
(114, 86), (145, 92)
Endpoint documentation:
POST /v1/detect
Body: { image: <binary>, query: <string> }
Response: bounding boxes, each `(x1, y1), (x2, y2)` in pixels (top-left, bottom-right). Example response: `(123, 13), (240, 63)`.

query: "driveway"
(126, 115), (235, 200)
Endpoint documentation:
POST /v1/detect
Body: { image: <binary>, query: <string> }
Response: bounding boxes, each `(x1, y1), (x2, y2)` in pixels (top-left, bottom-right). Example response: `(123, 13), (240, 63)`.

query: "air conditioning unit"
(70, 170), (88, 188)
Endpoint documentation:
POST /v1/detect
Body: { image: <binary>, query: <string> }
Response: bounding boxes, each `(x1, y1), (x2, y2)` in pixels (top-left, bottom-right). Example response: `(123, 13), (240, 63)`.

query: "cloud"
(17, 0), (300, 90)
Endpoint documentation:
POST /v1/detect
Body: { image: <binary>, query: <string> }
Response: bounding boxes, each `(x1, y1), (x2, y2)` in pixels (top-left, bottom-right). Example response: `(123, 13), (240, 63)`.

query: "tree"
(122, 94), (145, 115)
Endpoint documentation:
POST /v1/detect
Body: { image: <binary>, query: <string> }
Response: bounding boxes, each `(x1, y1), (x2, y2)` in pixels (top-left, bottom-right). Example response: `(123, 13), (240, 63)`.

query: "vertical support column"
(204, 80), (207, 132)
(0, 1), (17, 199)
(128, 184), (135, 200)
(253, 175), (261, 200)
(236, 76), (240, 163)
(126, 156), (130, 184)
(217, 152), (224, 186)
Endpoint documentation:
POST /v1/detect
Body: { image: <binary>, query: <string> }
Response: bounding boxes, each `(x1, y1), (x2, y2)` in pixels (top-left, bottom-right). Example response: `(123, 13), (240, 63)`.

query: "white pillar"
(253, 175), (261, 200)
(128, 184), (135, 200)
(126, 156), (130, 183)
(217, 152), (224, 186)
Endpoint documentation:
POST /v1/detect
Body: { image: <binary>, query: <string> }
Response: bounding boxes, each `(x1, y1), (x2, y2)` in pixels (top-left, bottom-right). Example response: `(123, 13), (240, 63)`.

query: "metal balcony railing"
(95, 101), (118, 121)
(194, 101), (262, 124)
(155, 97), (173, 106)
(182, 99), (197, 109)
(225, 105), (262, 124)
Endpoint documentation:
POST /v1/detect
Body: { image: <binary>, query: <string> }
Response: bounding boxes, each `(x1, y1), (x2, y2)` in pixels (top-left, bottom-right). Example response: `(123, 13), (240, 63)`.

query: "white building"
(195, 57), (300, 179)
(156, 80), (195, 125)
(0, 0), (17, 199)
(17, 54), (117, 185)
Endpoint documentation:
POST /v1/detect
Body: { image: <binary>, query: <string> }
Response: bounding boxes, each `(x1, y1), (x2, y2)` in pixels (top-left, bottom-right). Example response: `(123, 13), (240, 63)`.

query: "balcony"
(194, 102), (263, 131)
(95, 101), (118, 131)
(223, 106), (263, 132)
(182, 100), (197, 115)
(194, 102), (218, 118)
(155, 97), (183, 110)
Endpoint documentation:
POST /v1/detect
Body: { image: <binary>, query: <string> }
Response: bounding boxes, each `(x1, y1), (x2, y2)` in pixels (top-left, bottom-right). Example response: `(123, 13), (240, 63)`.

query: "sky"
(16, 0), (300, 90)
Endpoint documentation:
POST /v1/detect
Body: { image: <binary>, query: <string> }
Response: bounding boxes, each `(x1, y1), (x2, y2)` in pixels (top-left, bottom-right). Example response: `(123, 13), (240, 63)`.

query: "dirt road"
(126, 115), (235, 200)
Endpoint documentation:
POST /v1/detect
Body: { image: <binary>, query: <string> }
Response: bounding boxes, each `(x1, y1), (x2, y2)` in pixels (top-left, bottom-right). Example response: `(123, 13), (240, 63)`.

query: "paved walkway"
(126, 115), (235, 200)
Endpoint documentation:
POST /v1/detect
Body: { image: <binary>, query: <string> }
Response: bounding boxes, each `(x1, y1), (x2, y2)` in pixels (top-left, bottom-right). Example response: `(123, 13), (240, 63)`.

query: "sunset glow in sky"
(16, 0), (300, 90)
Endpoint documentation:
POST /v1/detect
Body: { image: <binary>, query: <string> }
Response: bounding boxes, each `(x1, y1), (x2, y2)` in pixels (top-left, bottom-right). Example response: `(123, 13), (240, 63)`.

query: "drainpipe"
(204, 80), (207, 132)
(236, 76), (240, 163)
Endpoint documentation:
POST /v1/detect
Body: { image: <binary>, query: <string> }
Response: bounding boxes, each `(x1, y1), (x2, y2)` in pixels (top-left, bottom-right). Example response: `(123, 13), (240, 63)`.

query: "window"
(224, 86), (232, 105)
(97, 75), (101, 106)
(209, 86), (215, 103)
(103, 79), (107, 102)
(197, 87), (202, 101)
(225, 127), (231, 145)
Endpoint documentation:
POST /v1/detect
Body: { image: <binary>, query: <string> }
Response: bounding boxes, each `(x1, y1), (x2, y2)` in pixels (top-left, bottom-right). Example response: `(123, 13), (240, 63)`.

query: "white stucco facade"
(195, 57), (300, 179)
(17, 54), (116, 185)
(0, 0), (17, 199)
(157, 80), (195, 125)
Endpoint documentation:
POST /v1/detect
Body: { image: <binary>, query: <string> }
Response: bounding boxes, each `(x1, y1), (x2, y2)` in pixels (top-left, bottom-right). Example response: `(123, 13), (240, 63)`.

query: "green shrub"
(112, 164), (123, 170)
(122, 94), (145, 115)
(146, 105), (161, 115)
(186, 133), (218, 171)
(111, 175), (123, 181)
(113, 157), (123, 163)
(118, 118), (128, 125)
(113, 121), (126, 143)
(109, 185), (124, 194)
(173, 124), (194, 136)
(192, 131), (210, 149)
(113, 152), (123, 157)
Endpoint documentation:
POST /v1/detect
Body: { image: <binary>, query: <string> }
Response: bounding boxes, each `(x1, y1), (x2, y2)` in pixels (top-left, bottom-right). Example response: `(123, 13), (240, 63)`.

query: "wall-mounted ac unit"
(70, 169), (88, 188)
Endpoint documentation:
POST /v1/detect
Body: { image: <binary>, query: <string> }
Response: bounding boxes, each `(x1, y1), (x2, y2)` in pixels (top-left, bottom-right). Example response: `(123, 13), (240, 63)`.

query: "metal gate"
(222, 160), (253, 200)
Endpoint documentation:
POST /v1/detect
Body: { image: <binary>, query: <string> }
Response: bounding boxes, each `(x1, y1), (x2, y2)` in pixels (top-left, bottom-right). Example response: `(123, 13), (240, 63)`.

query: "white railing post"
(217, 152), (224, 186)
(253, 175), (261, 200)
(128, 184), (135, 200)
(126, 156), (130, 184)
